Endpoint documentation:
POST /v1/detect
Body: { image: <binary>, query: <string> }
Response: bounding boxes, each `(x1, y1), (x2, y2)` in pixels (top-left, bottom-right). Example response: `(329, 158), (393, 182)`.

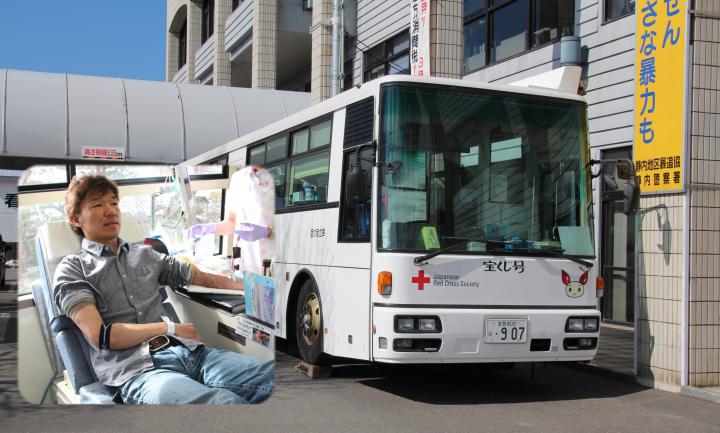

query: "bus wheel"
(296, 280), (326, 364)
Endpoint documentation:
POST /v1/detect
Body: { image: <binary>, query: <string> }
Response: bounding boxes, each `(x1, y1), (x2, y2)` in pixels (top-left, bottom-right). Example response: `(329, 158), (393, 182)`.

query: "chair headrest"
(37, 212), (146, 264)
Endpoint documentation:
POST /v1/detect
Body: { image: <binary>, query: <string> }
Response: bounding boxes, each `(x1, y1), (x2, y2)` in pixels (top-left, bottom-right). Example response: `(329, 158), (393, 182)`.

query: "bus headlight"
(565, 317), (599, 332)
(394, 316), (442, 333)
(567, 318), (584, 332)
(397, 318), (415, 332)
(584, 318), (599, 332)
(418, 318), (438, 332)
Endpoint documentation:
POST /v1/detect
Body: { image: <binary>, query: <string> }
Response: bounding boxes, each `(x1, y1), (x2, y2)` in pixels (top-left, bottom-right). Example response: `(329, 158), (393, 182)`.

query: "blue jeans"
(119, 345), (274, 404)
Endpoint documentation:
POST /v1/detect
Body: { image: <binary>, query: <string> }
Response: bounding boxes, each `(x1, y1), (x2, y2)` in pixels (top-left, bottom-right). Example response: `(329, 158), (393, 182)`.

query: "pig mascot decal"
(562, 270), (588, 298)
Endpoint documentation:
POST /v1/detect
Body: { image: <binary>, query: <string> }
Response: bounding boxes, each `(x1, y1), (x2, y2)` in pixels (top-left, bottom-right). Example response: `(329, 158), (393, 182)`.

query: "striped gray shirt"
(53, 237), (197, 387)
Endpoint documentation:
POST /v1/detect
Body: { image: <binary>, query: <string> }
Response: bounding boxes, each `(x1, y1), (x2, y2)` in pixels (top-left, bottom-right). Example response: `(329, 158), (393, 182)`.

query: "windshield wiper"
(413, 237), (503, 266)
(534, 246), (594, 269)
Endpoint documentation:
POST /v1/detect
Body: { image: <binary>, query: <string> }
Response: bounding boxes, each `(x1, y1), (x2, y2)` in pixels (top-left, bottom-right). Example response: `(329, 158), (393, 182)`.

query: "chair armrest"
(50, 315), (77, 334)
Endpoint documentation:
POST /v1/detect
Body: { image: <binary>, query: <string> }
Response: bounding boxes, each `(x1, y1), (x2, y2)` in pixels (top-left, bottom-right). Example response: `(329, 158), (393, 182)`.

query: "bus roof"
(183, 74), (586, 166)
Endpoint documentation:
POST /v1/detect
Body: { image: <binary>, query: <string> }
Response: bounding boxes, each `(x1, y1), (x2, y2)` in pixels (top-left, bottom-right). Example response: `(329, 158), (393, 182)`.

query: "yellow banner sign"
(634, 0), (686, 193)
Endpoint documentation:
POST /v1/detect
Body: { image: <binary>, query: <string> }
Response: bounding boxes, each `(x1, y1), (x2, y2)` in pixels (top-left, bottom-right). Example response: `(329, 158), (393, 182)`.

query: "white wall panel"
(67, 75), (125, 157)
(5, 70), (67, 158)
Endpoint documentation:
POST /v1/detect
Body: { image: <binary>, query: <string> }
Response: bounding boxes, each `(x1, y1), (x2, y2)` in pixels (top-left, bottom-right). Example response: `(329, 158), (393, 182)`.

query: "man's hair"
(65, 174), (119, 236)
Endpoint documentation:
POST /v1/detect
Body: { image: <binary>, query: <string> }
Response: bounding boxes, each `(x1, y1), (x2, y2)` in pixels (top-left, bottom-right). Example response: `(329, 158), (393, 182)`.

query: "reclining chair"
(32, 213), (178, 404)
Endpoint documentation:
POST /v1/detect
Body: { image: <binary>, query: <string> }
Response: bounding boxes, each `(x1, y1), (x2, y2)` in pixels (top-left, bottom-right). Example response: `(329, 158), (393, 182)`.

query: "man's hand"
(174, 323), (202, 342)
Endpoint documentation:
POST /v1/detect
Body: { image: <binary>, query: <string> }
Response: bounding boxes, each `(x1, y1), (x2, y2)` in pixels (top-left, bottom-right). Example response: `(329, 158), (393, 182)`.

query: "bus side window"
(340, 147), (373, 242)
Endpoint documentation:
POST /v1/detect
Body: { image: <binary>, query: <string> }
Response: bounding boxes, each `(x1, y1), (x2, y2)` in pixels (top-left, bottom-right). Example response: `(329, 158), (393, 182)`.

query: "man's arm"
(212, 211), (236, 236)
(71, 304), (201, 350)
(190, 267), (244, 291)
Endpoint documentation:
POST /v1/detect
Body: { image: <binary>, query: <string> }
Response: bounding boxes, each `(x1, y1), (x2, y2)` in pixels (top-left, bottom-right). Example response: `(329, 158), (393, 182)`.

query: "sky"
(0, 1), (167, 81)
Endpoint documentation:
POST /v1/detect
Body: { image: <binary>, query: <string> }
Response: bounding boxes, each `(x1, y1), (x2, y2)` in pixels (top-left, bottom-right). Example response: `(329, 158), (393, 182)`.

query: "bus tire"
(295, 279), (326, 365)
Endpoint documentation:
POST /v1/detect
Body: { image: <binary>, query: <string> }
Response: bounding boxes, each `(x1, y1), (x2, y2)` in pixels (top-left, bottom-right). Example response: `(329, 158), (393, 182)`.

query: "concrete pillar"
(429, 0), (462, 78)
(187, 1), (203, 84)
(686, 0), (720, 389)
(167, 30), (180, 81)
(213, 0), (232, 86)
(252, 0), (278, 89)
(310, 0), (333, 103)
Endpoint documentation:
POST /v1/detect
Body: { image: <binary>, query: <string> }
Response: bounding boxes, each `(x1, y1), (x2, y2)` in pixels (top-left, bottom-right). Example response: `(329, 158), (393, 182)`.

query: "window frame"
(16, 158), (230, 193)
(245, 116), (334, 213)
(603, 0), (635, 24)
(363, 31), (411, 82)
(343, 59), (354, 90)
(376, 81), (588, 255)
(177, 21), (187, 70)
(193, 154), (229, 180)
(463, 0), (575, 75)
(338, 145), (373, 243)
(201, 0), (215, 44)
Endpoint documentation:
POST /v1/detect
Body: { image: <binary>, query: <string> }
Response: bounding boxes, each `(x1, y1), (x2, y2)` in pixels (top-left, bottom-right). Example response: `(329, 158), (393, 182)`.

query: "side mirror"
(615, 160), (631, 180)
(345, 164), (369, 205)
(623, 180), (640, 215)
(590, 158), (639, 215)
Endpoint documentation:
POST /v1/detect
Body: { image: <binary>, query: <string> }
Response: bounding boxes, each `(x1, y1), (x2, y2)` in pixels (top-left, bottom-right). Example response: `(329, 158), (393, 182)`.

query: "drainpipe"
(330, 0), (344, 97)
(680, 8), (693, 389)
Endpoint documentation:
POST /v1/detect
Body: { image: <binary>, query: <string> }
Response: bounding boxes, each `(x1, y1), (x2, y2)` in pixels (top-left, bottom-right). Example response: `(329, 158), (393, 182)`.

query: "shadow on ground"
(274, 337), (648, 405)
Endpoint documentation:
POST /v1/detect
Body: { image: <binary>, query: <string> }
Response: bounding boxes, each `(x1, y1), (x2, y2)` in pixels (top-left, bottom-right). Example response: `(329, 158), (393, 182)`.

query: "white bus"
(187, 75), (637, 366)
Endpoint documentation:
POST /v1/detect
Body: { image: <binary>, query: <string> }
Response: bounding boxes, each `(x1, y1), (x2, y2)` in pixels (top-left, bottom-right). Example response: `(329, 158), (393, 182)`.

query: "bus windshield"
(378, 84), (594, 257)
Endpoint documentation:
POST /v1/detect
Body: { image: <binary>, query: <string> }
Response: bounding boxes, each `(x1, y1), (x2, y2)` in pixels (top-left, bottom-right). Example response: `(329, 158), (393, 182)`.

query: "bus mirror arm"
(588, 159), (639, 215)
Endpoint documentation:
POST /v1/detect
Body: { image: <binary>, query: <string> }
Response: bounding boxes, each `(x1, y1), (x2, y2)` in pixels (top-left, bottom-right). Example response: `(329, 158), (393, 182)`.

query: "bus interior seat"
(32, 212), (175, 404)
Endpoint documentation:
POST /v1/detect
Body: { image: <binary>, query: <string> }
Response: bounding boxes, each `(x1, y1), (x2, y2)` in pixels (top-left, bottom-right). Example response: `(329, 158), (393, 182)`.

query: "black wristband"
(99, 323), (113, 350)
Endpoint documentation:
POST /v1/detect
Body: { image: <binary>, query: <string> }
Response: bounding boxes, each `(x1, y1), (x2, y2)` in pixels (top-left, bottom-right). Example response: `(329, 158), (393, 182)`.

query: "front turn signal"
(378, 271), (392, 296)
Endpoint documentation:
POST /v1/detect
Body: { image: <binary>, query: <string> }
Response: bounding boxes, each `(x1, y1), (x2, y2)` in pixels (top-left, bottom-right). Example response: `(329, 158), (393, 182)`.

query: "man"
(53, 174), (273, 404)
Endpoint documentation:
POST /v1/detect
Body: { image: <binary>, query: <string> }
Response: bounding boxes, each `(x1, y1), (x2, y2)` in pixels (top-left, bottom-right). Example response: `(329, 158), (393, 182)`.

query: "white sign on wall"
(81, 146), (125, 160)
(410, 0), (430, 76)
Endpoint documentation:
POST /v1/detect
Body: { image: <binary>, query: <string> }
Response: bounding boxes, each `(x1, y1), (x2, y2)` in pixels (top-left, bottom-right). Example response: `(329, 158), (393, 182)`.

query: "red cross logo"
(412, 269), (431, 291)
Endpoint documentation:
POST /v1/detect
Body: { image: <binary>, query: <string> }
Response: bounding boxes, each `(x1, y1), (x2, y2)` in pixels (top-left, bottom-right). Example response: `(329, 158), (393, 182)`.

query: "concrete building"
(166, 0), (719, 393)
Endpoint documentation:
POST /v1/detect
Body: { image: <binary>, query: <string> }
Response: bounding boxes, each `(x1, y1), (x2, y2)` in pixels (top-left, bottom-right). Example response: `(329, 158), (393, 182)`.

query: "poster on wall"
(409, 0), (430, 76)
(633, 0), (687, 193)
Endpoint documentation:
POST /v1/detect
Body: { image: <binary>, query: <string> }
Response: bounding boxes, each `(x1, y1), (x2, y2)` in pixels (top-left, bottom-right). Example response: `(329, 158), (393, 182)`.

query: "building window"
(344, 59), (354, 90)
(463, 0), (574, 74)
(232, 0), (240, 11)
(177, 21), (187, 69)
(302, 0), (312, 11)
(201, 0), (214, 44)
(363, 32), (410, 82)
(605, 0), (635, 22)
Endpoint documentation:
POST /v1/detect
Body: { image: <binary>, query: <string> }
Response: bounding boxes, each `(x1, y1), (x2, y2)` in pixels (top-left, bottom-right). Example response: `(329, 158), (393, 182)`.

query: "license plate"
(484, 318), (528, 343)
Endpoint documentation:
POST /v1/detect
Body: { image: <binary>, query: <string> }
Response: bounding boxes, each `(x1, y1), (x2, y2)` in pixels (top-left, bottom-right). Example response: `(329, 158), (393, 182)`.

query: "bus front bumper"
(371, 305), (601, 364)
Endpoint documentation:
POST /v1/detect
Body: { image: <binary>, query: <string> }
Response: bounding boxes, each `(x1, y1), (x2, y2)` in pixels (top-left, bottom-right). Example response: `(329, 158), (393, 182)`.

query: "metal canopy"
(0, 69), (310, 163)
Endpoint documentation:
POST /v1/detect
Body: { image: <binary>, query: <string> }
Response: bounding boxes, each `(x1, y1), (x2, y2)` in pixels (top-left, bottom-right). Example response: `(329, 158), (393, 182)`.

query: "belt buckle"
(148, 335), (171, 353)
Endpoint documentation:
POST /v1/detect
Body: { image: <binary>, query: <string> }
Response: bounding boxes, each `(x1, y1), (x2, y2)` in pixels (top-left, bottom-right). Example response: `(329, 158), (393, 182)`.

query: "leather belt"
(148, 335), (180, 352)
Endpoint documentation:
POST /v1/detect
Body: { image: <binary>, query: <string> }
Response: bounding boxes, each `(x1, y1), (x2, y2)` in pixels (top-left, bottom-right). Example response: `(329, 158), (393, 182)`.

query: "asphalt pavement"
(1, 272), (718, 433)
(1, 337), (719, 433)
